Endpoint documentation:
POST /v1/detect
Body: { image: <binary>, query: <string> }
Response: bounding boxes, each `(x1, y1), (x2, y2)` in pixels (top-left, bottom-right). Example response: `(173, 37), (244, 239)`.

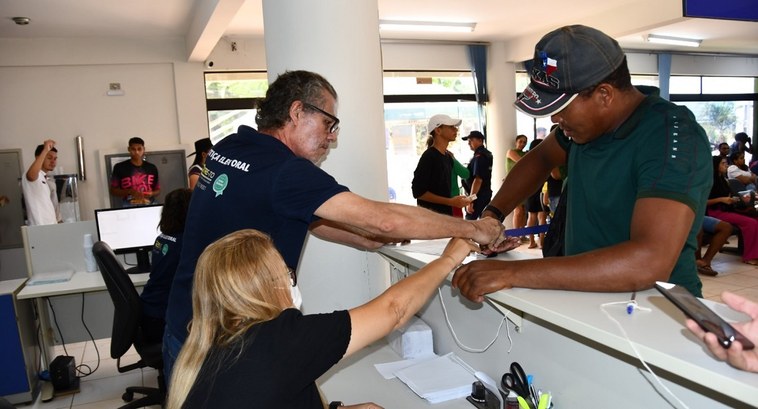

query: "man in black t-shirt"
(109, 137), (160, 207)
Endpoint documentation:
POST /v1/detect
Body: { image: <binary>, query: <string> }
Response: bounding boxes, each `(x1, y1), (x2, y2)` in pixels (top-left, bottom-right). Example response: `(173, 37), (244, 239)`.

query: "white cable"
(437, 288), (512, 353)
(600, 301), (690, 409)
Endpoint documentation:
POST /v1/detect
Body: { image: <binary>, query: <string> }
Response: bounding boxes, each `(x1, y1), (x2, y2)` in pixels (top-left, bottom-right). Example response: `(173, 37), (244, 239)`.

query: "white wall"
(0, 37), (208, 280)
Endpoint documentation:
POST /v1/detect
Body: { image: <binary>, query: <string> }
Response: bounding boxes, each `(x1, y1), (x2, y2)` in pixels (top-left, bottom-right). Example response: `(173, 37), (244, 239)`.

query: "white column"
(262, 0), (388, 312)
(486, 41), (517, 228)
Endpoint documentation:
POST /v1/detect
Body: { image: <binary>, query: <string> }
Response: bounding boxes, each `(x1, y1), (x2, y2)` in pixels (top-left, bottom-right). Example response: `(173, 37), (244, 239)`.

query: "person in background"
(686, 291), (758, 373)
(22, 140), (61, 225)
(166, 230), (475, 409)
(730, 132), (751, 162)
(695, 215), (732, 276)
(450, 155), (470, 218)
(140, 188), (192, 344)
(412, 114), (472, 215)
(706, 156), (758, 266)
(453, 25), (712, 300)
(524, 139), (548, 248)
(163, 70), (506, 380)
(187, 137), (213, 189)
(505, 134), (528, 233)
(717, 142), (730, 162)
(109, 137), (160, 207)
(535, 126), (547, 140)
(461, 130), (492, 220)
(727, 151), (757, 191)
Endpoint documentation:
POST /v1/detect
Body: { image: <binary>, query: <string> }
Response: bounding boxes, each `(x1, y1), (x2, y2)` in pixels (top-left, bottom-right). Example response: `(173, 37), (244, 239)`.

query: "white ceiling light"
(379, 20), (476, 33)
(646, 34), (702, 47)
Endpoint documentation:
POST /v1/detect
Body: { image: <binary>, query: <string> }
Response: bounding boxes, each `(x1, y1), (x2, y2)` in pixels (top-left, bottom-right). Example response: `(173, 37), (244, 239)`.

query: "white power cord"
(437, 288), (513, 353)
(600, 301), (690, 409)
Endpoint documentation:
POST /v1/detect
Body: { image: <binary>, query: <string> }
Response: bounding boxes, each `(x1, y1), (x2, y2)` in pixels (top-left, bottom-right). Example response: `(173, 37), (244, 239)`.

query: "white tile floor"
(20, 244), (758, 409)
(26, 339), (161, 409)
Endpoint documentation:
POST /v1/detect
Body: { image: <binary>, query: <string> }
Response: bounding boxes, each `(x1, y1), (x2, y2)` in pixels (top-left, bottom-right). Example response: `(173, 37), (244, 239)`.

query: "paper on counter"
(393, 352), (477, 404)
(374, 353), (437, 380)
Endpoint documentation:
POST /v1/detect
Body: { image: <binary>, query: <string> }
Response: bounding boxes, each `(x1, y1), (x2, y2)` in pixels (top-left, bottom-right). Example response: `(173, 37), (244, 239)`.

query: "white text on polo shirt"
(208, 151), (250, 172)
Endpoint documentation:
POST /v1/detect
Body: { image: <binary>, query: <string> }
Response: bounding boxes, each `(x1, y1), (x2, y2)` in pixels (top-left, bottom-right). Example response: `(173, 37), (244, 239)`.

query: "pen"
(538, 393), (549, 409)
(626, 291), (637, 314)
(516, 396), (531, 409)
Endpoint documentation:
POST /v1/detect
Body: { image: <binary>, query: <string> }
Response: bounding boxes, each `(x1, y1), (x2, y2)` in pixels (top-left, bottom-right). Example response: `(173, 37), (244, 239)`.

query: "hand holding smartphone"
(655, 281), (754, 350)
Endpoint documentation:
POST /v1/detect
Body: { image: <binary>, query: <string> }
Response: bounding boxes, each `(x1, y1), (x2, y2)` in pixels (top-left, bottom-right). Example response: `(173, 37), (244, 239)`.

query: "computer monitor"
(94, 205), (162, 274)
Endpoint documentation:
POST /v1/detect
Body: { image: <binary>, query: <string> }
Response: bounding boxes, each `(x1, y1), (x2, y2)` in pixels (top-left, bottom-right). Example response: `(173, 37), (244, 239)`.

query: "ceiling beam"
(185, 0), (246, 62)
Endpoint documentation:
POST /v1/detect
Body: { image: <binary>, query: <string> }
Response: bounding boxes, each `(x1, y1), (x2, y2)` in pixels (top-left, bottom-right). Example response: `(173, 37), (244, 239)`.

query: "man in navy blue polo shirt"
(162, 70), (506, 378)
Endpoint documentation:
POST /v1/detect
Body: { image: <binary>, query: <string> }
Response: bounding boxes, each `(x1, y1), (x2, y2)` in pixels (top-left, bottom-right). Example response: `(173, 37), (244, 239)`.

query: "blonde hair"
(166, 229), (292, 409)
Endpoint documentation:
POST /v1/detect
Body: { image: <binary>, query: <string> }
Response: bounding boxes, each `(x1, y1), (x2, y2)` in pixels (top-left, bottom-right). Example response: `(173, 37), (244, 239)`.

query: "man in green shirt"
(452, 25), (711, 298)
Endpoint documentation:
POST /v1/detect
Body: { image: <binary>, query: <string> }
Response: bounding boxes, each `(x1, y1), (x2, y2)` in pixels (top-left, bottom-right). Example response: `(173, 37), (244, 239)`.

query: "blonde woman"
(167, 229), (476, 409)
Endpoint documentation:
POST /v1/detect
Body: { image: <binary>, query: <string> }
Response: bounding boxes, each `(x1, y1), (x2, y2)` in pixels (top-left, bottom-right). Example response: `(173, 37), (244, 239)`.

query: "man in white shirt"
(22, 140), (61, 225)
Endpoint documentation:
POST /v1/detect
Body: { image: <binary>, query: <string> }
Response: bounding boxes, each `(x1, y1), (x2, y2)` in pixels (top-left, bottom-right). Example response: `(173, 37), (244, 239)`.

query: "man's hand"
(469, 217), (504, 248)
(42, 139), (56, 152)
(450, 195), (473, 209)
(481, 236), (521, 255)
(451, 260), (513, 303)
(685, 291), (758, 373)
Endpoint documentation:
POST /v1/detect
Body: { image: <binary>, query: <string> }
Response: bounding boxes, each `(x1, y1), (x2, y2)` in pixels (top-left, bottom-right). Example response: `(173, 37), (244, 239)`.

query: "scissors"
(501, 362), (531, 400)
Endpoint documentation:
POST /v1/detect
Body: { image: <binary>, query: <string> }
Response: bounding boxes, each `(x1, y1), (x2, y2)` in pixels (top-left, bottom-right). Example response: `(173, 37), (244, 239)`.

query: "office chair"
(93, 241), (165, 409)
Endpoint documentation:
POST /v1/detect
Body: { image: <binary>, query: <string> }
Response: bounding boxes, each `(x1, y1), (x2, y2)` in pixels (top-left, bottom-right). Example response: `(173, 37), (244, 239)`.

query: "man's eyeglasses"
(303, 102), (340, 134)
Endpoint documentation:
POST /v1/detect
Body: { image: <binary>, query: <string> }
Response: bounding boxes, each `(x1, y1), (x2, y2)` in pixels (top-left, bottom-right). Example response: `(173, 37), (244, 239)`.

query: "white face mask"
(290, 284), (303, 310)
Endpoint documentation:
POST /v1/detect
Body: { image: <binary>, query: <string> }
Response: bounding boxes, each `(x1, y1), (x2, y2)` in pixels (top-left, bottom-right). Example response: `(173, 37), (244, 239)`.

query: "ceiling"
(1, 0), (757, 62)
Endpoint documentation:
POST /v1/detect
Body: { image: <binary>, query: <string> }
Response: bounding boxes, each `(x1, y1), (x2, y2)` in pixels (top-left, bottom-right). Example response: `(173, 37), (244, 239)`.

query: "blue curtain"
(468, 45), (488, 103)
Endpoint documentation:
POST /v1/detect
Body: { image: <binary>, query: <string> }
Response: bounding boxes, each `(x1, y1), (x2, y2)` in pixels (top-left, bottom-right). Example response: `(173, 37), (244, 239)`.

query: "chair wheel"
(122, 392), (134, 402)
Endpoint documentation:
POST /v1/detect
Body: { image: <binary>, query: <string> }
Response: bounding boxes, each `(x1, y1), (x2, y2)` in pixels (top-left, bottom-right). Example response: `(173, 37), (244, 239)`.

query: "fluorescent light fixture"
(646, 34), (702, 47)
(379, 20), (476, 33)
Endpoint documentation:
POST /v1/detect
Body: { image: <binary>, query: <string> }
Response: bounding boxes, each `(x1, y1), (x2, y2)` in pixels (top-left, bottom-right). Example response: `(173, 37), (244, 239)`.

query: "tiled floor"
(20, 244), (758, 409)
(26, 338), (161, 409)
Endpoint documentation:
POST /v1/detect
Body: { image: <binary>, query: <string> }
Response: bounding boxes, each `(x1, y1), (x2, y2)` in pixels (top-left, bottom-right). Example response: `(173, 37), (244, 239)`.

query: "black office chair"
(93, 241), (165, 409)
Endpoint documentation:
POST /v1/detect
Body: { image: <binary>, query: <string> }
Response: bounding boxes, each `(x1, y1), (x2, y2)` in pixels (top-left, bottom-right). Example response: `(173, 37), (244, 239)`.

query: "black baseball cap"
(514, 25), (625, 118)
(462, 131), (485, 141)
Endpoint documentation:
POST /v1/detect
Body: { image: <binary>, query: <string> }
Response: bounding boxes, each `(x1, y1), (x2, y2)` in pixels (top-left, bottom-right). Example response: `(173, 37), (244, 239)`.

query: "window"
(205, 72), (268, 143)
(670, 76), (756, 150)
(383, 71), (480, 206)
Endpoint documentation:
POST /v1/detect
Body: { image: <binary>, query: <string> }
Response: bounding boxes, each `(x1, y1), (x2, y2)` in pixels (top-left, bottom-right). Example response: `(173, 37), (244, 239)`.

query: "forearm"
(485, 137), (564, 221)
(416, 191), (453, 206)
(25, 156), (46, 181)
(314, 192), (502, 246)
(310, 220), (384, 250)
(502, 242), (672, 291)
(469, 178), (482, 196)
(346, 255), (458, 356)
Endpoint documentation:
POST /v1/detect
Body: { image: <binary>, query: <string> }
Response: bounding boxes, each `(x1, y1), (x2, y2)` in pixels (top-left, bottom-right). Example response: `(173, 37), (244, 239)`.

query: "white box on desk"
(387, 315), (434, 359)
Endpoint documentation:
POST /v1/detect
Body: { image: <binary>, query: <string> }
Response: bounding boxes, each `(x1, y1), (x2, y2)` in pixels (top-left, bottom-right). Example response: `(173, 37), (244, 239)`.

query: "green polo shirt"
(555, 93), (712, 296)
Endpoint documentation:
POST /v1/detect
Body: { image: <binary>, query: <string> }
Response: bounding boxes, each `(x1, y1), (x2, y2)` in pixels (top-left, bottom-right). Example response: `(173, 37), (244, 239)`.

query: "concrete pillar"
(262, 0), (388, 312)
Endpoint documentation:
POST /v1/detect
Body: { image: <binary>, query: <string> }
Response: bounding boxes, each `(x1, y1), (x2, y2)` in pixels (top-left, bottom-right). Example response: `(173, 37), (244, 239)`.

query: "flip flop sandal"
(697, 265), (718, 276)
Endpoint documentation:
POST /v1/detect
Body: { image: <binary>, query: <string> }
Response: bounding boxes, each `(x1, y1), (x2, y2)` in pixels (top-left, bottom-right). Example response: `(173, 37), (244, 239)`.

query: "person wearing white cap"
(411, 114), (473, 215)
(452, 25), (712, 300)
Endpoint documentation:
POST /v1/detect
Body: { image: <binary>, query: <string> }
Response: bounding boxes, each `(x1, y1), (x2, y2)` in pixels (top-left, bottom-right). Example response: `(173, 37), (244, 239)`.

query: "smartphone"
(655, 281), (754, 350)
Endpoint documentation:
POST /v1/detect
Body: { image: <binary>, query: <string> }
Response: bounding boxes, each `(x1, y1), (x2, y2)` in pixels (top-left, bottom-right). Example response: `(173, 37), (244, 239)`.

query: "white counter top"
(379, 242), (758, 408)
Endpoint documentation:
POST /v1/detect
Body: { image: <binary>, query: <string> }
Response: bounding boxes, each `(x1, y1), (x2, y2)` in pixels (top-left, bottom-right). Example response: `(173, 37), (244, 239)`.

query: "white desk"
(318, 342), (472, 408)
(17, 270), (150, 300)
(380, 242), (758, 409)
(16, 270), (150, 367)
